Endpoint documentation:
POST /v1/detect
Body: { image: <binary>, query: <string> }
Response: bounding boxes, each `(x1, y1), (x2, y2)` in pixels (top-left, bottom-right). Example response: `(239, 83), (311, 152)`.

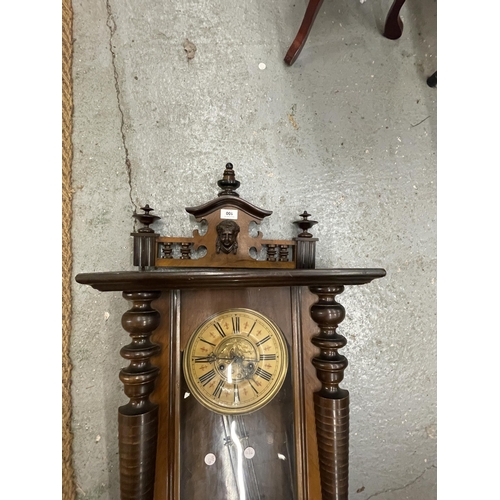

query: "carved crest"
(215, 220), (240, 255)
(131, 163), (318, 269)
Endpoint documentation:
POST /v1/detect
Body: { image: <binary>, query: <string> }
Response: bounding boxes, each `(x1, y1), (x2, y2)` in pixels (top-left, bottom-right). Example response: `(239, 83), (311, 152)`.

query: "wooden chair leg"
(284, 0), (325, 66)
(383, 0), (407, 40)
(427, 71), (437, 88)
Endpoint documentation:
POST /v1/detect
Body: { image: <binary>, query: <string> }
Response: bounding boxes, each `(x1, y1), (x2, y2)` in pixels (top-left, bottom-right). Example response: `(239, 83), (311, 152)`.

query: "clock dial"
(183, 308), (288, 415)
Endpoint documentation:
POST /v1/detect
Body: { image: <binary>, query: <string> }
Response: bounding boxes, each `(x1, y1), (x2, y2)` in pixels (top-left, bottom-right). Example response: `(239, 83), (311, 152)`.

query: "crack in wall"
(365, 464), (436, 499)
(105, 0), (138, 222)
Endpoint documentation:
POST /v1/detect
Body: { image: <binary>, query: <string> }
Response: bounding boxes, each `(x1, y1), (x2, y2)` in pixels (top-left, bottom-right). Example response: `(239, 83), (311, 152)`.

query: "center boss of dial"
(214, 336), (258, 383)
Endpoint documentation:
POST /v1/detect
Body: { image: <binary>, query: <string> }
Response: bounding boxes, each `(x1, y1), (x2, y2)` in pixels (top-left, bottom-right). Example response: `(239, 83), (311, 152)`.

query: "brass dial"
(183, 308), (289, 415)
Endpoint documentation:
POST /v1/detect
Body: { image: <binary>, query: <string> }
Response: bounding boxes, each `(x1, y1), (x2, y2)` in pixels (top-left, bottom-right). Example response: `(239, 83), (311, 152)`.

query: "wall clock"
(76, 163), (386, 500)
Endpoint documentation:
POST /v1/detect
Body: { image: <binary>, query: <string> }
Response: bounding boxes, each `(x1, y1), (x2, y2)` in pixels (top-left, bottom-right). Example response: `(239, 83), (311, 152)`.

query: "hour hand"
(212, 356), (237, 363)
(192, 354), (217, 363)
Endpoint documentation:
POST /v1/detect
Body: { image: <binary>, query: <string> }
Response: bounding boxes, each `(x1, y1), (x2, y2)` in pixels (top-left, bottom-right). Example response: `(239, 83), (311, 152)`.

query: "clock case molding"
(76, 164), (386, 500)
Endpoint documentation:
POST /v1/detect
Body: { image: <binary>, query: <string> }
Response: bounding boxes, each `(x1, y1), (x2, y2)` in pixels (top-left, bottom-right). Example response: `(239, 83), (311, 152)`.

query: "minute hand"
(192, 355), (217, 363)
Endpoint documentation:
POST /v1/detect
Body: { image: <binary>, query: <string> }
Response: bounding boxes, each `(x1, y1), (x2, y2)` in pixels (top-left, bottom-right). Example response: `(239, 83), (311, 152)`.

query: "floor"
(70, 0), (437, 498)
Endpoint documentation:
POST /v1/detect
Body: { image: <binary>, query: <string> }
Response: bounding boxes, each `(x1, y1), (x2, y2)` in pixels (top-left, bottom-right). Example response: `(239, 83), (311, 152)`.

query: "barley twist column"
(119, 291), (161, 500)
(309, 285), (349, 500)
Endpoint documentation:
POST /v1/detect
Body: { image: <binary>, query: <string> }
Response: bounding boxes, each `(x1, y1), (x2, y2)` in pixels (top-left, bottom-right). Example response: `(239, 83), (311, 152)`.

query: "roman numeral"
(248, 379), (259, 394)
(259, 354), (276, 361)
(247, 321), (257, 336)
(214, 322), (226, 338)
(199, 369), (216, 386)
(213, 380), (224, 398)
(200, 338), (216, 347)
(256, 335), (271, 346)
(232, 316), (240, 334)
(256, 367), (272, 381)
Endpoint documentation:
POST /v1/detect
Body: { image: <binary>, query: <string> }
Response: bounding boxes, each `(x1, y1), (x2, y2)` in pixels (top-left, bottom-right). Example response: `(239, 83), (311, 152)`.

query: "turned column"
(119, 291), (161, 500)
(309, 286), (348, 500)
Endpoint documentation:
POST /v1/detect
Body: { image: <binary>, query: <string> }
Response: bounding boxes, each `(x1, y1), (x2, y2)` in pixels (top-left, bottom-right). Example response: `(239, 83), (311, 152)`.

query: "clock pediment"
(132, 162), (318, 270)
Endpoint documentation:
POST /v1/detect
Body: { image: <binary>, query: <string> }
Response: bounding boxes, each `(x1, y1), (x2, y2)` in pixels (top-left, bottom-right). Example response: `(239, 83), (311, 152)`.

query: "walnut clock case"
(76, 163), (386, 500)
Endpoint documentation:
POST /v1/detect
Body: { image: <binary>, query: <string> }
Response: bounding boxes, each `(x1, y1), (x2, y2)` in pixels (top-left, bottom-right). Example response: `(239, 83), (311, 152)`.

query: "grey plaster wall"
(70, 0), (437, 498)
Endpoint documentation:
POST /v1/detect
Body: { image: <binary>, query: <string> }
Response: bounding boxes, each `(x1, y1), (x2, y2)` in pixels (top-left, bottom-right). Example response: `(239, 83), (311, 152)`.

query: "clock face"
(183, 308), (289, 415)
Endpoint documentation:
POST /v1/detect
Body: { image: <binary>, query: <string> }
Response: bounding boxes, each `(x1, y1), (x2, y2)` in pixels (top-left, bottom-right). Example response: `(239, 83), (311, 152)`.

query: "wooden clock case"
(76, 164), (386, 500)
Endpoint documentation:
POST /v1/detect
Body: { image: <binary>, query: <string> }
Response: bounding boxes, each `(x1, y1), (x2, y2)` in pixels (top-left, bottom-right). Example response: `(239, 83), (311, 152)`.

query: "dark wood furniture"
(76, 165), (386, 499)
(284, 0), (408, 65)
(382, 0), (407, 40)
(284, 0), (325, 66)
(427, 70), (437, 88)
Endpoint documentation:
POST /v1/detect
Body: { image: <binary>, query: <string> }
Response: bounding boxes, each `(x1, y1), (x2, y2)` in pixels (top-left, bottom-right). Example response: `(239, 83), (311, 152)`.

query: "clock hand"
(193, 355), (247, 362)
(192, 354), (217, 363)
(229, 353), (259, 363)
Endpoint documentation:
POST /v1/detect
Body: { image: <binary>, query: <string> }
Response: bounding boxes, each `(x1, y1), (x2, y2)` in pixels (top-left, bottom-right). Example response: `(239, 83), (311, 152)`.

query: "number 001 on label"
(220, 209), (238, 220)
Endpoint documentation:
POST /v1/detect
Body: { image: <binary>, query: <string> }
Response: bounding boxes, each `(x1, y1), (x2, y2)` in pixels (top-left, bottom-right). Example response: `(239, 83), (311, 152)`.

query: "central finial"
(217, 162), (241, 197)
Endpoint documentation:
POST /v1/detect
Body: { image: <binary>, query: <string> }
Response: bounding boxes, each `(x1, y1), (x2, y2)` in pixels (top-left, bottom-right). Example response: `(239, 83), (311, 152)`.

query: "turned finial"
(133, 204), (161, 233)
(217, 162), (241, 197)
(294, 211), (318, 238)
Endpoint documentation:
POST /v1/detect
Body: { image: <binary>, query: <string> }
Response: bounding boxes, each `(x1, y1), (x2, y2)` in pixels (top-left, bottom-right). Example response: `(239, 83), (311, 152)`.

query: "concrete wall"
(71, 0), (436, 498)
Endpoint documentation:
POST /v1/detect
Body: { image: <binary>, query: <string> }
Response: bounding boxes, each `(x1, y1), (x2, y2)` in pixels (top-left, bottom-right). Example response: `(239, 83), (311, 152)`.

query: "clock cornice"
(75, 268), (386, 292)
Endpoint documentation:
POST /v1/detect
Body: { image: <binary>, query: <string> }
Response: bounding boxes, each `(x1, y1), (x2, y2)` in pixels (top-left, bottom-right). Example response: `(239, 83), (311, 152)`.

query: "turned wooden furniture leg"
(284, 0), (325, 66)
(119, 291), (161, 500)
(383, 0), (407, 40)
(427, 71), (437, 88)
(309, 286), (348, 500)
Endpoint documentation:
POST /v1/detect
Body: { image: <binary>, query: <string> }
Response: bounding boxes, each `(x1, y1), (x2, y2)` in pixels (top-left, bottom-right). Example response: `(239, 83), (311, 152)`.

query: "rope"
(62, 0), (76, 497)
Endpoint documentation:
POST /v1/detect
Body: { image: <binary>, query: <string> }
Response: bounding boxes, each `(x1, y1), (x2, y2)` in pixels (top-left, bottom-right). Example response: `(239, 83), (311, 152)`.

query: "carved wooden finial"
(217, 163), (241, 197)
(294, 211), (318, 238)
(133, 205), (161, 233)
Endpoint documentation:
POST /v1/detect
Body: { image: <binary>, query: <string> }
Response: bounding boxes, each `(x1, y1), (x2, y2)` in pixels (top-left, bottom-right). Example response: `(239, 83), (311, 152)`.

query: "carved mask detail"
(216, 220), (240, 255)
